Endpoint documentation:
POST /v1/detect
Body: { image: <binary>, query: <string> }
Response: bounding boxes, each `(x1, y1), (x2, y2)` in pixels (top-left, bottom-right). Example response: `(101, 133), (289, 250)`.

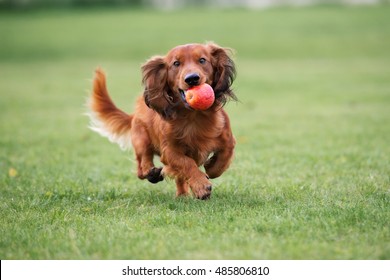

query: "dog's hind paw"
(146, 167), (164, 184)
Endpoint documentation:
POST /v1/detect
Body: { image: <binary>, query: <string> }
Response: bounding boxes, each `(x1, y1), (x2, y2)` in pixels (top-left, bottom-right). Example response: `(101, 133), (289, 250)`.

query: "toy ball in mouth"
(184, 83), (215, 110)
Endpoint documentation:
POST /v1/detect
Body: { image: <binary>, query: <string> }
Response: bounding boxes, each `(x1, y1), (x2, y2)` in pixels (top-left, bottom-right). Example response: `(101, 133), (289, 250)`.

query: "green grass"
(1, 6), (389, 259)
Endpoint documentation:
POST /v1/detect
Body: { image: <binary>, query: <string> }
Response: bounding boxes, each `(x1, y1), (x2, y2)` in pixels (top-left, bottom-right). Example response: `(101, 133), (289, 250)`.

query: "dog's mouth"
(179, 89), (193, 110)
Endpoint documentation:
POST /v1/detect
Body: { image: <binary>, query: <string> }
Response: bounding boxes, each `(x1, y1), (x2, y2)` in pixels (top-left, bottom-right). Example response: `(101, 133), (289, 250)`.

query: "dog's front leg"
(161, 148), (212, 200)
(175, 177), (190, 197)
(205, 129), (236, 179)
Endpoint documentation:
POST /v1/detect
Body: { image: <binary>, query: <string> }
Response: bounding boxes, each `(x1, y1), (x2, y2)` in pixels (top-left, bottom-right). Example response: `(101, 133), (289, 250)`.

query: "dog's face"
(166, 44), (214, 95)
(142, 43), (236, 119)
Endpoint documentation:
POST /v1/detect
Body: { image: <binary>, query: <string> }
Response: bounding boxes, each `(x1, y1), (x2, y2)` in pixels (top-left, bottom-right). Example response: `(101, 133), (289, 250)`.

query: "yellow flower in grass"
(9, 168), (18, 177)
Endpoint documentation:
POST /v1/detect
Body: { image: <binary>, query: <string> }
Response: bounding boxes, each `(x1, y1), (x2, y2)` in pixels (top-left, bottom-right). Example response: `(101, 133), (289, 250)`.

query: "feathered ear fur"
(208, 43), (237, 105)
(142, 56), (174, 119)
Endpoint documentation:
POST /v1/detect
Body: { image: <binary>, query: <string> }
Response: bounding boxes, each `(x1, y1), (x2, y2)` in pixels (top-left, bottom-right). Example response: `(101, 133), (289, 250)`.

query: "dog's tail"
(87, 68), (133, 150)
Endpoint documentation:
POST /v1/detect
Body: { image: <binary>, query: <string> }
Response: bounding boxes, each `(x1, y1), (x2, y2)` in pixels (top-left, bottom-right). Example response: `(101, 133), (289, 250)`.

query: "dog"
(88, 43), (236, 199)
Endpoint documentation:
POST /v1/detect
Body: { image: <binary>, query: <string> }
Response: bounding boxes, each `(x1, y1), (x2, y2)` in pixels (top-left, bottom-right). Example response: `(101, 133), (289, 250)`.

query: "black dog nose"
(184, 73), (200, 86)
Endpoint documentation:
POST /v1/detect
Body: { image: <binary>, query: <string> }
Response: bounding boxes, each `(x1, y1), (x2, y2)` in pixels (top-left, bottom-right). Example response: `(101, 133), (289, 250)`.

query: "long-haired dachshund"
(88, 43), (236, 199)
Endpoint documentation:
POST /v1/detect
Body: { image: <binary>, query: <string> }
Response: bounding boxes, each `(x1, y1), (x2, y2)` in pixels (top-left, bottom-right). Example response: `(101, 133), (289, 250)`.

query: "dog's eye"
(199, 58), (206, 64)
(173, 61), (180, 67)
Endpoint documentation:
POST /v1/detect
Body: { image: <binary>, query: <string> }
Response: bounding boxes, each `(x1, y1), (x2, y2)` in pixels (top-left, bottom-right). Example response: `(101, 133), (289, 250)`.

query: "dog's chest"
(174, 114), (225, 165)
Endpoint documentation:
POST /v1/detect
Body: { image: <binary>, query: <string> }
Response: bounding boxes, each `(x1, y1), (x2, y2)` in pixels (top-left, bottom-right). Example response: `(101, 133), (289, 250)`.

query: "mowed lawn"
(0, 6), (389, 259)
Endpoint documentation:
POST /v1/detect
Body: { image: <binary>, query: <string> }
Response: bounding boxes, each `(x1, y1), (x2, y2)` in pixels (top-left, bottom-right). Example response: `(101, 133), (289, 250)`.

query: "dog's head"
(142, 43), (236, 119)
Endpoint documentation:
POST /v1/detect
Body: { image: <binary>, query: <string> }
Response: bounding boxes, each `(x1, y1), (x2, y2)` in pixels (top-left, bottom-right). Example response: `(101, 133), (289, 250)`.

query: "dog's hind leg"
(131, 121), (163, 184)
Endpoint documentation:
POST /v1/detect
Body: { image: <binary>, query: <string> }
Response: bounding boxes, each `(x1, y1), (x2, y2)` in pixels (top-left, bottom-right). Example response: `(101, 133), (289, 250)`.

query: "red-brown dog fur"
(88, 43), (236, 199)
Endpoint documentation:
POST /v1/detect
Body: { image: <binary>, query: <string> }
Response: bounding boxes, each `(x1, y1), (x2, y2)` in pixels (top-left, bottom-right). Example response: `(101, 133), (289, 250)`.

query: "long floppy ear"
(208, 43), (237, 105)
(142, 56), (174, 119)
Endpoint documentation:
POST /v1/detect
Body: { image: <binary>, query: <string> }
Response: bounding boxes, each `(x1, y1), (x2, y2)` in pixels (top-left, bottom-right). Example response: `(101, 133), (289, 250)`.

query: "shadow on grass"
(35, 184), (269, 213)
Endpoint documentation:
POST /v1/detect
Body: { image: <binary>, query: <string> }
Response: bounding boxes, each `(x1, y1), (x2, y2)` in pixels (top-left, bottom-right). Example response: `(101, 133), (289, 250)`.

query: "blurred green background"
(1, 0), (389, 259)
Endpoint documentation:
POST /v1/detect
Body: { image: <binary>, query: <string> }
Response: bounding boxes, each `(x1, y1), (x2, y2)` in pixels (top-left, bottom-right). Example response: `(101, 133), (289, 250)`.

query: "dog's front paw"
(188, 176), (212, 200)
